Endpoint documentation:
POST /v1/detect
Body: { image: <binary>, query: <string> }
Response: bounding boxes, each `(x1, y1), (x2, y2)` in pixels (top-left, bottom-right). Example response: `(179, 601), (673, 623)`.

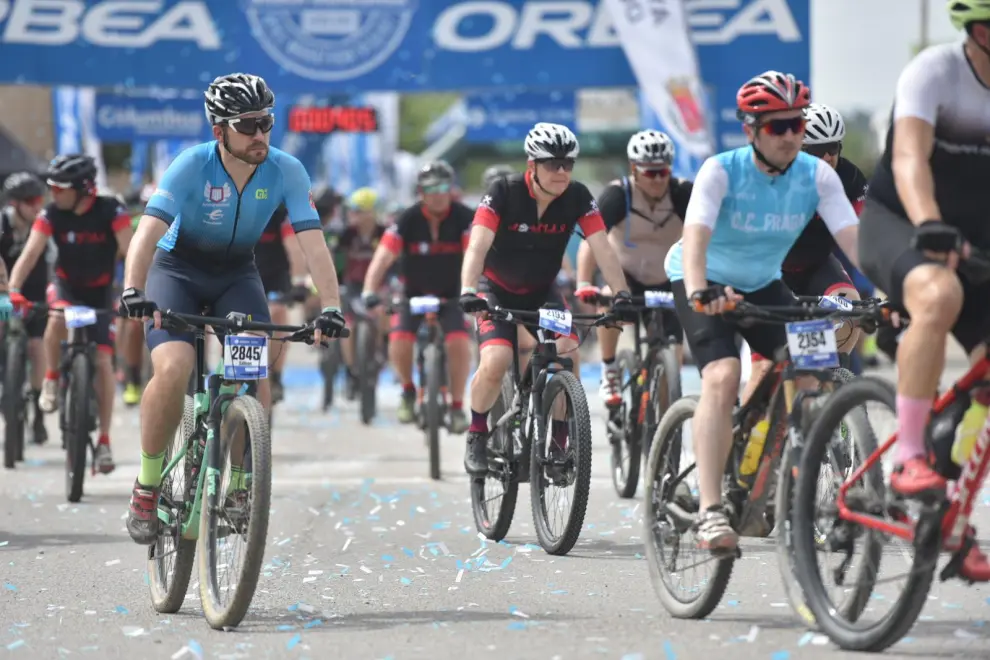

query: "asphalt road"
(1, 347), (989, 660)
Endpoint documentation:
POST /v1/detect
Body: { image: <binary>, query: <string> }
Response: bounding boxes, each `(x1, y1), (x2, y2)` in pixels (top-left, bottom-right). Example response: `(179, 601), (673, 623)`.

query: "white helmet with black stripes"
(803, 103), (846, 145)
(204, 73), (275, 125)
(627, 130), (675, 164)
(524, 123), (579, 160)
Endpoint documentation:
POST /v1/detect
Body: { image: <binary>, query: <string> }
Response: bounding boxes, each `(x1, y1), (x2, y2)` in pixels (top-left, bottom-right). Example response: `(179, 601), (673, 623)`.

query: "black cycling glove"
(119, 287), (157, 319)
(911, 220), (963, 254)
(459, 292), (488, 313)
(609, 290), (638, 322)
(315, 306), (346, 338)
(690, 285), (726, 306)
(361, 292), (382, 310)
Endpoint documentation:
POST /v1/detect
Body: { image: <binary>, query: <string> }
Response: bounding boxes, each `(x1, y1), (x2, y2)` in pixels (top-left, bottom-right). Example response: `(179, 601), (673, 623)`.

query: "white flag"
(604, 0), (714, 158)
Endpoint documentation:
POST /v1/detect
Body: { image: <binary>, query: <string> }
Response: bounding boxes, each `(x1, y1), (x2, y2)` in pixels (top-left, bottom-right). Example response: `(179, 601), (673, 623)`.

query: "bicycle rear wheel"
(64, 354), (90, 503)
(644, 395), (734, 619)
(471, 374), (519, 540)
(792, 377), (930, 651)
(198, 394), (272, 629)
(148, 395), (198, 613)
(3, 335), (27, 469)
(424, 344), (443, 480)
(610, 350), (641, 499)
(643, 346), (681, 460)
(530, 370), (592, 555)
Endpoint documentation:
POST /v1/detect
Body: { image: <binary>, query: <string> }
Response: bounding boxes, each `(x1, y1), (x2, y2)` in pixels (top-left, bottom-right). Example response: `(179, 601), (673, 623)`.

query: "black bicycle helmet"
(481, 164), (514, 190)
(417, 161), (455, 188)
(46, 155), (97, 190)
(3, 171), (44, 200)
(204, 73), (275, 125)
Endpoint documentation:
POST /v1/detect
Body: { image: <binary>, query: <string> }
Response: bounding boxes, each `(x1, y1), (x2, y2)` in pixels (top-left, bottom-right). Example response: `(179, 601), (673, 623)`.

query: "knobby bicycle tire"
(321, 343), (340, 411)
(530, 370), (593, 556)
(148, 395), (198, 614)
(471, 373), (519, 540)
(425, 344), (443, 480)
(610, 349), (641, 499)
(3, 335), (27, 469)
(356, 319), (377, 425)
(199, 394), (272, 630)
(644, 395), (734, 619)
(792, 377), (928, 651)
(643, 346), (682, 464)
(65, 354), (90, 503)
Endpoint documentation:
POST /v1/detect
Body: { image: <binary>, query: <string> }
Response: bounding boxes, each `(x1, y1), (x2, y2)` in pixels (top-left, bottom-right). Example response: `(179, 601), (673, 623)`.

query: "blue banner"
(1, 1), (808, 110)
(94, 93), (209, 142)
(464, 91), (576, 143)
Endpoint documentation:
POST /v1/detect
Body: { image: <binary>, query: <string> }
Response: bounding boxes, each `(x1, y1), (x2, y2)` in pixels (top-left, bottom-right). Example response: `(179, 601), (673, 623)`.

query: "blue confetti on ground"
(3, 582), (16, 591)
(663, 640), (676, 660)
(400, 577), (412, 585)
(114, 606), (128, 614)
(771, 652), (791, 660)
(287, 633), (302, 649)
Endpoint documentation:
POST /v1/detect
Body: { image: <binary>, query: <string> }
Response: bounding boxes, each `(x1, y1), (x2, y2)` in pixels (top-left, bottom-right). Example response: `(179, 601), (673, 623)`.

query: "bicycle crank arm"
(660, 500), (697, 534)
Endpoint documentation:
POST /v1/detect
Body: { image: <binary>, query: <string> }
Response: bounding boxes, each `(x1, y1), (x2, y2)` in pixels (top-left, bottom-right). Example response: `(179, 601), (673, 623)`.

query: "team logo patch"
(204, 182), (233, 205)
(243, 0), (417, 82)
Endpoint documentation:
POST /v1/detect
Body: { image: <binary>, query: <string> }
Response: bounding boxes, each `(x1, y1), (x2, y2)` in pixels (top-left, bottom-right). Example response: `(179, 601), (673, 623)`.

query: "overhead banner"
(1, 1), (808, 119)
(94, 93), (209, 142)
(604, 0), (712, 160)
(464, 91), (576, 143)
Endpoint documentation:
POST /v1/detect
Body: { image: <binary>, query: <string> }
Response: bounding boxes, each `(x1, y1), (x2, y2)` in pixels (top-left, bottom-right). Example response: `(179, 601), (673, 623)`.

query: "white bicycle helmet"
(627, 130), (675, 164)
(524, 123), (579, 160)
(803, 103), (846, 145)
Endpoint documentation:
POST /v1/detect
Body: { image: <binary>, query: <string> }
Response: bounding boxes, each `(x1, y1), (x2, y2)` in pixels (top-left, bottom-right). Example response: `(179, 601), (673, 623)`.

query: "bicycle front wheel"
(609, 350), (641, 499)
(198, 394), (272, 630)
(320, 343), (340, 412)
(64, 354), (91, 503)
(148, 395), (197, 613)
(424, 344), (443, 480)
(356, 319), (378, 425)
(3, 335), (27, 469)
(530, 370), (592, 556)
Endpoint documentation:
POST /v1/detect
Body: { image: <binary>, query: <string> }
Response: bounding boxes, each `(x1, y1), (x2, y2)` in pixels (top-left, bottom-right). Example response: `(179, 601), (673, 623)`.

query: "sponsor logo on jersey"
(204, 182), (232, 206)
(204, 209), (224, 225)
(242, 0), (416, 82)
(255, 188), (268, 200)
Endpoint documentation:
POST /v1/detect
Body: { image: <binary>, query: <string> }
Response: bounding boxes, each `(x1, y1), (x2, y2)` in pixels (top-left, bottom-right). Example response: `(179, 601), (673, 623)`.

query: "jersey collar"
(420, 203), (451, 223)
(75, 195), (96, 215)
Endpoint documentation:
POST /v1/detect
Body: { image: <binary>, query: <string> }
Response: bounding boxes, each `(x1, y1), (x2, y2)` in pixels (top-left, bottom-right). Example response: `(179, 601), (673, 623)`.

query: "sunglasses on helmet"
(535, 158), (575, 172)
(759, 117), (806, 136)
(227, 114), (275, 135)
(635, 165), (671, 179)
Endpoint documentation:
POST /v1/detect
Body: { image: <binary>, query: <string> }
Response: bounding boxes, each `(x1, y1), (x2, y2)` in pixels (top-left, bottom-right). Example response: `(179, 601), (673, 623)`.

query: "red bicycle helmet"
(736, 71), (810, 119)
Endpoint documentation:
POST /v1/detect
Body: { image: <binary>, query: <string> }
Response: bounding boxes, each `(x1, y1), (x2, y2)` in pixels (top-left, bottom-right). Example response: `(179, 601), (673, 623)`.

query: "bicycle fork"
(202, 374), (248, 518)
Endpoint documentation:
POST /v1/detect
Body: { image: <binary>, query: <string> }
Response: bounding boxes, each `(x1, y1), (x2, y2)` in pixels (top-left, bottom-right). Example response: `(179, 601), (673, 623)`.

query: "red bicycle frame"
(836, 358), (990, 551)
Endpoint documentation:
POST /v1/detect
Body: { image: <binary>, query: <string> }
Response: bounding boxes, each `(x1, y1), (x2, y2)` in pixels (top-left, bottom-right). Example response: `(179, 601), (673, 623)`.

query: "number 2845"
(229, 345), (263, 361)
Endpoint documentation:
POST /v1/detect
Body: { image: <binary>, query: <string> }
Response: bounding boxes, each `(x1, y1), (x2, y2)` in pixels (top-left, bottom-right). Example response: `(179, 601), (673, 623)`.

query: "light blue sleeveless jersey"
(144, 142), (321, 269)
(665, 148), (825, 292)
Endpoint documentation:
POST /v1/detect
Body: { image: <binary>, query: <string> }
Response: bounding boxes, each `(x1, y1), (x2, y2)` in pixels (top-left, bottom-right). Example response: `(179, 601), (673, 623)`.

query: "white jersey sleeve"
(814, 159), (859, 235)
(682, 157), (728, 231)
(893, 45), (953, 125)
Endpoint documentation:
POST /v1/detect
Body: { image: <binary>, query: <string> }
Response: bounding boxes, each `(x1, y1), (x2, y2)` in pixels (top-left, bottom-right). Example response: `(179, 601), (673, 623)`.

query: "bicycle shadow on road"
(235, 608), (579, 633)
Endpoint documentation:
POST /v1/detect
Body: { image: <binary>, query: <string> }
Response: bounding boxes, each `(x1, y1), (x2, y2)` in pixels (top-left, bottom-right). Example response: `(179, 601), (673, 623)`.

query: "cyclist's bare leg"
(517, 325), (535, 372)
(123, 319), (144, 386)
(26, 338), (43, 390)
(550, 335), (580, 422)
(141, 342), (196, 458)
(694, 357), (740, 511)
(388, 336), (415, 388)
(897, 265), (960, 466)
(340, 323), (355, 370)
(471, 343), (512, 417)
(446, 334), (471, 408)
(830, 285), (862, 351)
(269, 301), (289, 375)
(43, 313), (66, 379)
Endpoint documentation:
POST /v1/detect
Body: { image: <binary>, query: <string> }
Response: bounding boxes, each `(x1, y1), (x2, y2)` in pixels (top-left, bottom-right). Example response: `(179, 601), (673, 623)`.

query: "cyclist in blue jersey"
(664, 71), (861, 553)
(117, 73), (347, 545)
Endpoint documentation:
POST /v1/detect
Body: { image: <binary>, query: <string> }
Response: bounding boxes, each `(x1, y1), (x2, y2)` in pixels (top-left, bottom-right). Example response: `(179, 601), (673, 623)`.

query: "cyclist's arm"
(281, 157), (339, 309)
(576, 239), (595, 285)
(123, 216), (167, 291)
(581, 194), (627, 294)
(891, 53), (942, 224)
(9, 219), (53, 292)
(579, 183), (624, 285)
(296, 229), (341, 308)
(281, 218), (306, 280)
(681, 157), (728, 294)
(362, 237), (399, 294)
(463, 187), (504, 291)
(111, 203), (134, 259)
(560, 251), (575, 280)
(814, 159), (861, 270)
(0, 258), (10, 295)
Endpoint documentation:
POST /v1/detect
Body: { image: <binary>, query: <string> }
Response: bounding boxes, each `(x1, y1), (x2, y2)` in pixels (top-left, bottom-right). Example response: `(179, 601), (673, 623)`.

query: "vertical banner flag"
(605, 0), (714, 174)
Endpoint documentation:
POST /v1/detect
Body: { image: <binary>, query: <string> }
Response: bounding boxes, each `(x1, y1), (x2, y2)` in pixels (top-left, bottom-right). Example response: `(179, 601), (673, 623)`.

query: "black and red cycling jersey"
(782, 156), (868, 272)
(380, 202), (472, 298)
(255, 205), (292, 275)
(473, 171), (605, 293)
(33, 196), (130, 288)
(332, 224), (386, 287)
(0, 207), (49, 301)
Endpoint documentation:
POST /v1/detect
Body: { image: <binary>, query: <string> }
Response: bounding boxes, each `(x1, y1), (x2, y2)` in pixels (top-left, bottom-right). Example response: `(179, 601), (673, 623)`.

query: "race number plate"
(786, 319), (839, 369)
(64, 306), (97, 329)
(223, 334), (269, 380)
(818, 295), (853, 330)
(644, 290), (675, 309)
(538, 308), (572, 335)
(409, 295), (441, 314)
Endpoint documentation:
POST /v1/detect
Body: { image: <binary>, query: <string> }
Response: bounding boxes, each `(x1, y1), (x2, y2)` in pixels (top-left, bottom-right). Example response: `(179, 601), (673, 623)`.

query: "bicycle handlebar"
(486, 305), (615, 328)
(693, 298), (892, 326)
(155, 310), (350, 343)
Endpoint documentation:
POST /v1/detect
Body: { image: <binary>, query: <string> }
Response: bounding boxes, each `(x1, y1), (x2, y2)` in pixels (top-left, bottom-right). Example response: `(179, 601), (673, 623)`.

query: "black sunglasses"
(535, 158), (575, 172)
(803, 142), (842, 158)
(227, 114), (275, 135)
(759, 116), (806, 136)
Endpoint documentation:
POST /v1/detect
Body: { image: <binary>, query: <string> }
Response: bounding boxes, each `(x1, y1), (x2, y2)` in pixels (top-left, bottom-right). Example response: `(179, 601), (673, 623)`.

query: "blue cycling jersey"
(144, 141), (321, 271)
(665, 147), (857, 292)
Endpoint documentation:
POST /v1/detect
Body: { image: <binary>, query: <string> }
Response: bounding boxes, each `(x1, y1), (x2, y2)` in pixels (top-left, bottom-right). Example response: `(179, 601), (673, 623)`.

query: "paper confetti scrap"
(105, 559), (121, 567)
(286, 633), (302, 649)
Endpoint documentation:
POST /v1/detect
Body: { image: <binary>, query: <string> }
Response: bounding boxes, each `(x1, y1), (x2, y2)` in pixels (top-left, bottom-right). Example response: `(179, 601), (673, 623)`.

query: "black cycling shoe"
(29, 415), (47, 446)
(463, 431), (489, 476)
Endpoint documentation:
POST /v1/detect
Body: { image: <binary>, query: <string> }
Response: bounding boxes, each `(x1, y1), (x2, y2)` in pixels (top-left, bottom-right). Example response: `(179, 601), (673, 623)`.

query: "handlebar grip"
(692, 298), (737, 312)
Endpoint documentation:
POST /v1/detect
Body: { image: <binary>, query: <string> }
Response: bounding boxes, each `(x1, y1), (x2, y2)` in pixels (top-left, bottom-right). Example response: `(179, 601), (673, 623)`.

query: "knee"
(478, 346), (512, 380)
(700, 358), (740, 404)
(388, 336), (413, 356)
(445, 336), (471, 359)
(151, 346), (194, 383)
(904, 268), (962, 329)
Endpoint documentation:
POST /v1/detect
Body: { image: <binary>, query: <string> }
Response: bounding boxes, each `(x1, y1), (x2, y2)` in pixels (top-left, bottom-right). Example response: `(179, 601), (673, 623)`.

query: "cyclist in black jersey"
(742, 103), (869, 403)
(856, 1), (990, 581)
(0, 172), (48, 444)
(255, 203), (307, 403)
(459, 123), (636, 475)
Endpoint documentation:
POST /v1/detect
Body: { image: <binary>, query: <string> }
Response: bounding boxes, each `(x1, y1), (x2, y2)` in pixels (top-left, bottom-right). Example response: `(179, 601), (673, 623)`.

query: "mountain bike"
(145, 309), (347, 630)
(351, 297), (385, 425)
(644, 296), (889, 619)
(790, 317), (990, 651)
(470, 302), (614, 555)
(3, 304), (46, 469)
(56, 305), (112, 503)
(594, 291), (682, 499)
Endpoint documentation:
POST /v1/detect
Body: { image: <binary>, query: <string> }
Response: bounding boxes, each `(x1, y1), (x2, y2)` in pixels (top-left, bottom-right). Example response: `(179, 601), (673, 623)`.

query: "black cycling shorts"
(672, 279), (794, 372)
(48, 278), (115, 351)
(781, 254), (854, 298)
(477, 277), (577, 349)
(622, 272), (683, 344)
(260, 267), (291, 297)
(145, 251), (270, 351)
(390, 298), (470, 342)
(859, 198), (990, 353)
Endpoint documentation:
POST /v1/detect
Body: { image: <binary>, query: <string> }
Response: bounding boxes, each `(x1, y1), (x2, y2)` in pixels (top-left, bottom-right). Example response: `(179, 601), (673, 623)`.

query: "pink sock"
(895, 395), (930, 465)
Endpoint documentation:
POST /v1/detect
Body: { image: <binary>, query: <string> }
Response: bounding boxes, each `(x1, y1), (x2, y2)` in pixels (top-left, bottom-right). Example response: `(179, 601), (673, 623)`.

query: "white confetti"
(369, 505), (381, 515)
(743, 625), (759, 643)
(105, 559), (121, 566)
(954, 628), (979, 639)
(359, 566), (372, 574)
(342, 538), (352, 552)
(302, 577), (317, 583)
(308, 570), (323, 575)
(455, 570), (464, 583)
